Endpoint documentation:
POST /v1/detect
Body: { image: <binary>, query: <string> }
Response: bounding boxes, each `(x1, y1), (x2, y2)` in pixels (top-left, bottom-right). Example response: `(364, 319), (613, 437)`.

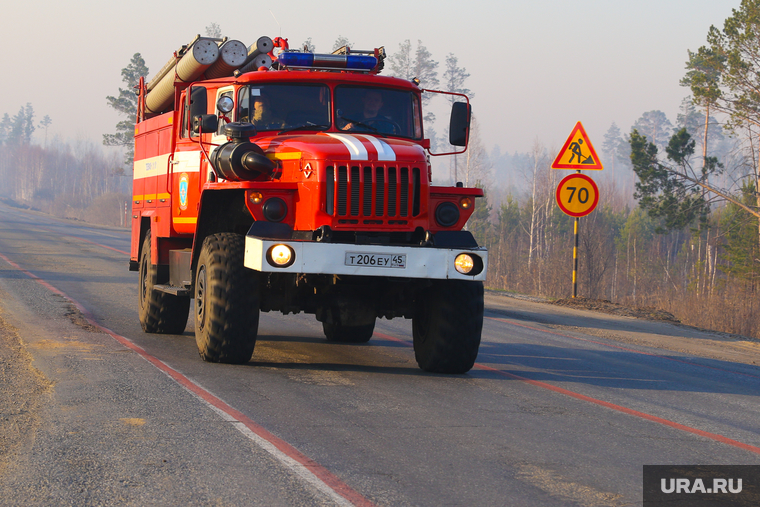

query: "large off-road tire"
(138, 230), (190, 334)
(322, 321), (375, 343)
(412, 280), (484, 374)
(194, 233), (259, 364)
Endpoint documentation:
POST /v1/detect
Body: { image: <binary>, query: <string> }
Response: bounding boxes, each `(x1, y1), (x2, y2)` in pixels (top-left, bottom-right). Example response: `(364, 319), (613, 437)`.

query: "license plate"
(345, 252), (406, 269)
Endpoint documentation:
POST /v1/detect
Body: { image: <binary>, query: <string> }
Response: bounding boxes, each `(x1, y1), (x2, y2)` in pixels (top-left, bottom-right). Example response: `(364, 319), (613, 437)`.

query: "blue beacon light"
(278, 52), (377, 71)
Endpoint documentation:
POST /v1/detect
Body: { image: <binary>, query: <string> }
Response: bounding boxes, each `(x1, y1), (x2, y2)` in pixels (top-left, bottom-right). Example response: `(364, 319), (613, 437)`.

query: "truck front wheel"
(194, 233), (259, 364)
(322, 321), (375, 343)
(412, 280), (483, 374)
(138, 230), (190, 334)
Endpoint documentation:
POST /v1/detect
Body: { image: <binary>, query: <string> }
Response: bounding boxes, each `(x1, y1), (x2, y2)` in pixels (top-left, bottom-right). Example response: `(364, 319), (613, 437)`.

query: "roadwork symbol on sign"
(552, 122), (603, 170)
(556, 173), (599, 217)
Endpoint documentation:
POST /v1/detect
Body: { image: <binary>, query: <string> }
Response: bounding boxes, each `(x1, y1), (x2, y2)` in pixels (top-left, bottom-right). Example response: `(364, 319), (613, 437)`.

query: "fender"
(130, 210), (156, 269)
(190, 189), (253, 273)
(132, 209), (191, 276)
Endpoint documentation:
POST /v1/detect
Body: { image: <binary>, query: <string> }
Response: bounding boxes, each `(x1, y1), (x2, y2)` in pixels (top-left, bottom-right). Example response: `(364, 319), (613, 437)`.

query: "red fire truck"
(130, 36), (488, 373)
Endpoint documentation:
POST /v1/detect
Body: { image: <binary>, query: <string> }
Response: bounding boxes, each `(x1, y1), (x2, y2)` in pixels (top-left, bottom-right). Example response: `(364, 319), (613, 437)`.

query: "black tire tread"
(413, 280), (483, 373)
(138, 231), (190, 335)
(195, 233), (259, 364)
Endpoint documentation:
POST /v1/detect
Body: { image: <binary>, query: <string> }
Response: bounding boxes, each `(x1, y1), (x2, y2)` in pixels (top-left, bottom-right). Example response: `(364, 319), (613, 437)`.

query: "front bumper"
(244, 236), (488, 281)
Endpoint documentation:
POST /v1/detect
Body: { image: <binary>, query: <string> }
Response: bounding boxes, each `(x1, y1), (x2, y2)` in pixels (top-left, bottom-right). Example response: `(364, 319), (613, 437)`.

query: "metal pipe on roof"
(145, 38), (219, 115)
(205, 40), (248, 79)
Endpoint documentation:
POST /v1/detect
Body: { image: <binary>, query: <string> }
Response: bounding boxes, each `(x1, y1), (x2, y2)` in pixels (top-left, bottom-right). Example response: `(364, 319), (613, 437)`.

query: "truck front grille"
(326, 165), (421, 222)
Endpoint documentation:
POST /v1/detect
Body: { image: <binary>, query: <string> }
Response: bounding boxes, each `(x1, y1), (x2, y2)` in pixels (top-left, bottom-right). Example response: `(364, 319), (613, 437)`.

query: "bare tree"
(459, 116), (491, 188)
(39, 115), (52, 149)
(205, 22), (222, 38)
(301, 37), (315, 52)
(442, 53), (472, 182)
(332, 36), (353, 52)
(522, 140), (549, 270)
(388, 39), (412, 79)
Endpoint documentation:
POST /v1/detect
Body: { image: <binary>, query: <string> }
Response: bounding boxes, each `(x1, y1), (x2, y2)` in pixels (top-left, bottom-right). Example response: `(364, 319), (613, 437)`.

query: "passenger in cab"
(339, 90), (398, 135)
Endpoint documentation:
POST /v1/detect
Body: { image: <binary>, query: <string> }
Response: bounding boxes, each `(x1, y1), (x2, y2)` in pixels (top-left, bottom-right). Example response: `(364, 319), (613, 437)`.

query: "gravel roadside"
(0, 308), (52, 476)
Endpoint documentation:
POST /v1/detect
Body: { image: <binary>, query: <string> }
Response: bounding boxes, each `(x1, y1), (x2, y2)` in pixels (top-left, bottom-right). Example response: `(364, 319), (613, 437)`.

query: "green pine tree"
(630, 128), (714, 233)
(104, 53), (148, 168)
(719, 182), (760, 286)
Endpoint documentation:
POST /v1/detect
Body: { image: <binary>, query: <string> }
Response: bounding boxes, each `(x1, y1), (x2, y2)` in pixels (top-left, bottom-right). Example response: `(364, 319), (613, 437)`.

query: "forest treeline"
(0, 103), (131, 225)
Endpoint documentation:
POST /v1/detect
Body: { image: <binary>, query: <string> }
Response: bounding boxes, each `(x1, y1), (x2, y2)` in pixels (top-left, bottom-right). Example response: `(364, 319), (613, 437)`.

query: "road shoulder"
(485, 290), (760, 367)
(0, 299), (52, 477)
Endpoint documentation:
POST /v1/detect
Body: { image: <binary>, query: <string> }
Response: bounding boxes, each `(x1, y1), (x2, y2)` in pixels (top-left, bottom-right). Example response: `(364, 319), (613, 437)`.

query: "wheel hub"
(196, 266), (207, 331)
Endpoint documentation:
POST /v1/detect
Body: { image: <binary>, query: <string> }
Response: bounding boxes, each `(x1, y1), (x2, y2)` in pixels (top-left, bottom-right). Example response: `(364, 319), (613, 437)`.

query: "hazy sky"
(0, 0), (737, 158)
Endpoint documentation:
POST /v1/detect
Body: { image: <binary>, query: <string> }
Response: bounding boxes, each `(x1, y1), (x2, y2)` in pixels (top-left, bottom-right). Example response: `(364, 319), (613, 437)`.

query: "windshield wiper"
(338, 115), (386, 138)
(278, 123), (330, 135)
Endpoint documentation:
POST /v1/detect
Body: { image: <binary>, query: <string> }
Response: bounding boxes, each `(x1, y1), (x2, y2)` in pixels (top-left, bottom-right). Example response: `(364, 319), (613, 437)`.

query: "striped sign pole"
(573, 214), (579, 298)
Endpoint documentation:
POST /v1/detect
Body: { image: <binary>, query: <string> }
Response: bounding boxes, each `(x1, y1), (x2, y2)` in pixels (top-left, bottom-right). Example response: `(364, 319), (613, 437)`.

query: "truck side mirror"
(193, 114), (218, 134)
(449, 102), (471, 147)
(186, 86), (209, 137)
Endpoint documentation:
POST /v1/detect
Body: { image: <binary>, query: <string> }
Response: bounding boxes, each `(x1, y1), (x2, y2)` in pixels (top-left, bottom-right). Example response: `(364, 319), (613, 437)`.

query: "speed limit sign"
(556, 173), (599, 217)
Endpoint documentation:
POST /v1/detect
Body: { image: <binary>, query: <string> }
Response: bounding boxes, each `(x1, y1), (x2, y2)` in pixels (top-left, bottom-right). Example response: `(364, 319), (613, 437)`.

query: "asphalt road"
(0, 204), (758, 507)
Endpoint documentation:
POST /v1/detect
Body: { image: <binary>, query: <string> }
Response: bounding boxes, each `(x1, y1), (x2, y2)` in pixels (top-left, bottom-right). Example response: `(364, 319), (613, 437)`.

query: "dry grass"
(488, 252), (760, 341)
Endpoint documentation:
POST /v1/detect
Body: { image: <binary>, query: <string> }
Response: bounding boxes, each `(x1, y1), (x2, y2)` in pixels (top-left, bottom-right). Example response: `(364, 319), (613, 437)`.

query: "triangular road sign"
(551, 121), (603, 170)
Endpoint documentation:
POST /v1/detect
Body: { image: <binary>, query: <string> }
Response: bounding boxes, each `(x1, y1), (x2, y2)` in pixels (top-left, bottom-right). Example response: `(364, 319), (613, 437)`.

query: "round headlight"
(435, 202), (460, 227)
(216, 95), (234, 114)
(454, 253), (483, 276)
(263, 198), (287, 222)
(455, 254), (474, 274)
(267, 244), (295, 267)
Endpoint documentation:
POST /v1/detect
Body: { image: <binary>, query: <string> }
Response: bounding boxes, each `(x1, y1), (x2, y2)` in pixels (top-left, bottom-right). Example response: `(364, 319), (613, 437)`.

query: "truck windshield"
(238, 84), (330, 132)
(335, 86), (422, 139)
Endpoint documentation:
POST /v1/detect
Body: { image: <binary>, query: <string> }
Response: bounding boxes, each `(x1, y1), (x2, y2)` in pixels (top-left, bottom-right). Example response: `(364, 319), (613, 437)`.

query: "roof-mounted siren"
(278, 47), (383, 73)
(331, 45), (385, 73)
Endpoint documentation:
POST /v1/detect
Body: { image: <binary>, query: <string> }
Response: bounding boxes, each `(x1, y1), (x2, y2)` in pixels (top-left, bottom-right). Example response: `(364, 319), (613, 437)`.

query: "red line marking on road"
(373, 331), (760, 456)
(0, 251), (374, 507)
(486, 316), (760, 380)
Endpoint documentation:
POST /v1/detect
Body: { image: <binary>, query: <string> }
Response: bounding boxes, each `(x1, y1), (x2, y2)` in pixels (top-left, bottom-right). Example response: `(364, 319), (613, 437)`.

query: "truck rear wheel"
(138, 230), (190, 334)
(194, 233), (259, 364)
(322, 321), (375, 343)
(412, 280), (483, 374)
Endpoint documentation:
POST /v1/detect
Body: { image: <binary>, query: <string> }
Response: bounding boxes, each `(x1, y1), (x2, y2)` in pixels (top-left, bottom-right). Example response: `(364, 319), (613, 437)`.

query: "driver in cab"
(339, 90), (396, 134)
(242, 93), (284, 129)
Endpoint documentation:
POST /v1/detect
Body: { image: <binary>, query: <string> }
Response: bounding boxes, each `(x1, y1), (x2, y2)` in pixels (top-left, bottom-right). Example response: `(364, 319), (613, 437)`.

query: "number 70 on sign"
(555, 173), (599, 217)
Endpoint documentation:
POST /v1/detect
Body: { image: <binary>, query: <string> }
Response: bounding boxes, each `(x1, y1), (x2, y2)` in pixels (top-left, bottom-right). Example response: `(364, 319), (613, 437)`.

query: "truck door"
(171, 88), (207, 235)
